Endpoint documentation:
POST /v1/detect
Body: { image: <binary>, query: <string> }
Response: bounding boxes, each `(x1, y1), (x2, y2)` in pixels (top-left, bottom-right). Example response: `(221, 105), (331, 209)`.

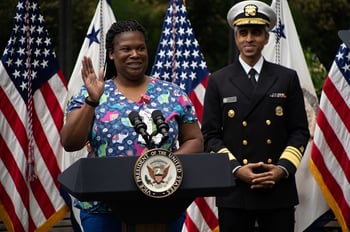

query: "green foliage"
(290, 0), (350, 69)
(1, 0), (350, 96)
(304, 48), (328, 99)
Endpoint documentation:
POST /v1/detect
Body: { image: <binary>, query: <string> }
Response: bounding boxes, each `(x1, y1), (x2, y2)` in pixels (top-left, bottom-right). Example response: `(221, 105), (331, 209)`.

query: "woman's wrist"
(85, 96), (99, 107)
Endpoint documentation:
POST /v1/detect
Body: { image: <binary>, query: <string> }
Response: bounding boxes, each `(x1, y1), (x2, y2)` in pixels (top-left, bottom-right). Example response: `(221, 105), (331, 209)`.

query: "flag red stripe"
(30, 179), (56, 219)
(0, 88), (57, 230)
(189, 93), (203, 122)
(0, 139), (27, 232)
(321, 78), (350, 182)
(183, 212), (200, 232)
(33, 102), (62, 186)
(314, 109), (348, 195)
(316, 110), (350, 182)
(200, 75), (209, 88)
(31, 92), (63, 219)
(194, 197), (218, 230)
(323, 77), (350, 132)
(40, 80), (65, 131)
(189, 76), (209, 123)
(311, 142), (350, 225)
(0, 88), (32, 229)
(0, 87), (28, 156)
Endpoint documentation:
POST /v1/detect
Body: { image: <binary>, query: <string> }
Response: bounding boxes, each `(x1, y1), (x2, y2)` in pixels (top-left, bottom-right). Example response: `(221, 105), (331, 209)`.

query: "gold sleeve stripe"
(280, 146), (303, 168)
(217, 148), (236, 160)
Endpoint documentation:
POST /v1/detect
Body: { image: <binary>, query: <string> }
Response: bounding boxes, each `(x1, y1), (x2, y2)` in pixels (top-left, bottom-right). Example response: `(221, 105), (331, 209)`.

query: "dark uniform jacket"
(201, 59), (310, 210)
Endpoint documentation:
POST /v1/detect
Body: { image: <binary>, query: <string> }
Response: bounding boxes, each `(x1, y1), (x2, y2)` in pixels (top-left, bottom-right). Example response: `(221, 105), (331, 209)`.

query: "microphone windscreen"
(128, 111), (140, 125)
(151, 110), (163, 119)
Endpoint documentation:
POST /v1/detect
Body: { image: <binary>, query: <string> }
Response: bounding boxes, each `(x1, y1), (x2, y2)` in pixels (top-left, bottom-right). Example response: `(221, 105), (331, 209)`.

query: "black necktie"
(249, 68), (257, 87)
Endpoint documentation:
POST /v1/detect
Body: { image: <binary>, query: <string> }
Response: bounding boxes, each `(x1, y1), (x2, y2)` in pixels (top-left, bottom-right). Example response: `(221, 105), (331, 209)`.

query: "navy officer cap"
(227, 0), (277, 31)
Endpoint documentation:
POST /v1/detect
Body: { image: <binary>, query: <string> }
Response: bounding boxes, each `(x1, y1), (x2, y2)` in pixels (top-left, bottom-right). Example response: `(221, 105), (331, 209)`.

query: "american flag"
(0, 0), (69, 231)
(310, 41), (350, 232)
(150, 0), (209, 122)
(150, 0), (216, 231)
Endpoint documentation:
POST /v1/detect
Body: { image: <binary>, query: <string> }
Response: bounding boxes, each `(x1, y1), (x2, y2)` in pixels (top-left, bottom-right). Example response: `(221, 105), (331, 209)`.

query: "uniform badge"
(228, 109), (235, 118)
(223, 96), (237, 103)
(275, 106), (283, 116)
(244, 4), (257, 17)
(134, 148), (183, 198)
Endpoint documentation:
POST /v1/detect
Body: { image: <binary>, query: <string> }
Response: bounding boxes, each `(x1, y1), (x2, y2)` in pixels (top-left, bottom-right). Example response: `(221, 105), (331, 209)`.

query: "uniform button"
(266, 139), (272, 144)
(267, 158), (272, 163)
(242, 121), (247, 127)
(242, 140), (248, 146)
(228, 109), (235, 118)
(266, 120), (271, 125)
(243, 159), (248, 165)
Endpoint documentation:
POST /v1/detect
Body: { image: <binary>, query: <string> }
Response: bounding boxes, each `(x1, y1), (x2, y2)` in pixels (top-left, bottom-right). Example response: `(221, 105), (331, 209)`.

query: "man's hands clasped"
(235, 162), (286, 189)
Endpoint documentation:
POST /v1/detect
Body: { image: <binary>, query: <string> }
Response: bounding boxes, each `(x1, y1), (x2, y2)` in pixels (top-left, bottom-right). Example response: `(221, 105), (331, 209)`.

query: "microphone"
(128, 111), (150, 146)
(151, 110), (169, 139)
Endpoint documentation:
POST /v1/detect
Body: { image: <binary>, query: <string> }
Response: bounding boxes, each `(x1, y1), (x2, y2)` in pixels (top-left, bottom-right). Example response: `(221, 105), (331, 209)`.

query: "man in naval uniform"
(201, 1), (310, 231)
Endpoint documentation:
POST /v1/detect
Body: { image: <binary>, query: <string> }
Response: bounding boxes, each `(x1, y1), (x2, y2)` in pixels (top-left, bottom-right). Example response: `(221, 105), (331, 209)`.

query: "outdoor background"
(1, 0), (350, 97)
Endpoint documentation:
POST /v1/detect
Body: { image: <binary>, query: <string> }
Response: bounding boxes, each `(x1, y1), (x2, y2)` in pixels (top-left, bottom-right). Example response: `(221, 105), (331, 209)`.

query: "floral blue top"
(66, 77), (198, 212)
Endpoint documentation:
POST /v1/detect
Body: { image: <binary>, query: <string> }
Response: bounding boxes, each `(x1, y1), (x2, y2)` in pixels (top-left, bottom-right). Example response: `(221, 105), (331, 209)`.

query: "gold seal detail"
(134, 148), (183, 198)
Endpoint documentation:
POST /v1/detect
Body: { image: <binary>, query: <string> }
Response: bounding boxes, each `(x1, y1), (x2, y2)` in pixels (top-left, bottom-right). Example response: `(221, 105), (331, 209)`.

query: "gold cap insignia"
(244, 4), (257, 17)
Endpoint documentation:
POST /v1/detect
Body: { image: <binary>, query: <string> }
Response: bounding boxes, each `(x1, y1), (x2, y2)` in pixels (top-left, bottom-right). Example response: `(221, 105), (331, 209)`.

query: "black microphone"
(151, 110), (169, 139)
(128, 111), (150, 145)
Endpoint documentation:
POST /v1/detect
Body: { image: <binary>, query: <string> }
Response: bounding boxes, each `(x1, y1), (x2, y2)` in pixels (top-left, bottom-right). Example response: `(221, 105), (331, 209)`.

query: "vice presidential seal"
(134, 148), (183, 198)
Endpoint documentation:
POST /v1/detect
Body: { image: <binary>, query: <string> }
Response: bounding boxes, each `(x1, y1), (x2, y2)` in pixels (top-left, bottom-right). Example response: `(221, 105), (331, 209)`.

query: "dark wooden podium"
(58, 153), (235, 232)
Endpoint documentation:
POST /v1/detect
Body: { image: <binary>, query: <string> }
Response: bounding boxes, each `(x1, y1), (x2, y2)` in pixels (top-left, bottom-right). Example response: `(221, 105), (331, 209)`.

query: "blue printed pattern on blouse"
(66, 77), (198, 212)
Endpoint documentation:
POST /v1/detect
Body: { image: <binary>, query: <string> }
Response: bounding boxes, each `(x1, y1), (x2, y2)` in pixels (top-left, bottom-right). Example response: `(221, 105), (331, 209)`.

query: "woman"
(60, 20), (203, 232)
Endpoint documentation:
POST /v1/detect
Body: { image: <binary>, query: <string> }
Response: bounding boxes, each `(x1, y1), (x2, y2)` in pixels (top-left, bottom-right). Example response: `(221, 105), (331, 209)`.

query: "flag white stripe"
(185, 202), (211, 232)
(315, 89), (350, 205)
(329, 71), (350, 108)
(48, 73), (69, 111)
(192, 83), (205, 106)
(313, 124), (350, 205)
(0, 160), (28, 229)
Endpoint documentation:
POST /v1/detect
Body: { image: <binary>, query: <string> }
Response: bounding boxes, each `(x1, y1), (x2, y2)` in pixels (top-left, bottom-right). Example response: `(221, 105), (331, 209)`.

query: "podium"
(58, 153), (235, 231)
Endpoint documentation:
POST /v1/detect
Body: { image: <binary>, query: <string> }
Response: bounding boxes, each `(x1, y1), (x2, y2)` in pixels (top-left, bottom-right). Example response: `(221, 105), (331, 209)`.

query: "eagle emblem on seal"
(147, 164), (170, 185)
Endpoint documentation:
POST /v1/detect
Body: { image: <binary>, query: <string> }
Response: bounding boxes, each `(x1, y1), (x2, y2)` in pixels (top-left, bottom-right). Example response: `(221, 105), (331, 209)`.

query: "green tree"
(1, 0), (350, 94)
